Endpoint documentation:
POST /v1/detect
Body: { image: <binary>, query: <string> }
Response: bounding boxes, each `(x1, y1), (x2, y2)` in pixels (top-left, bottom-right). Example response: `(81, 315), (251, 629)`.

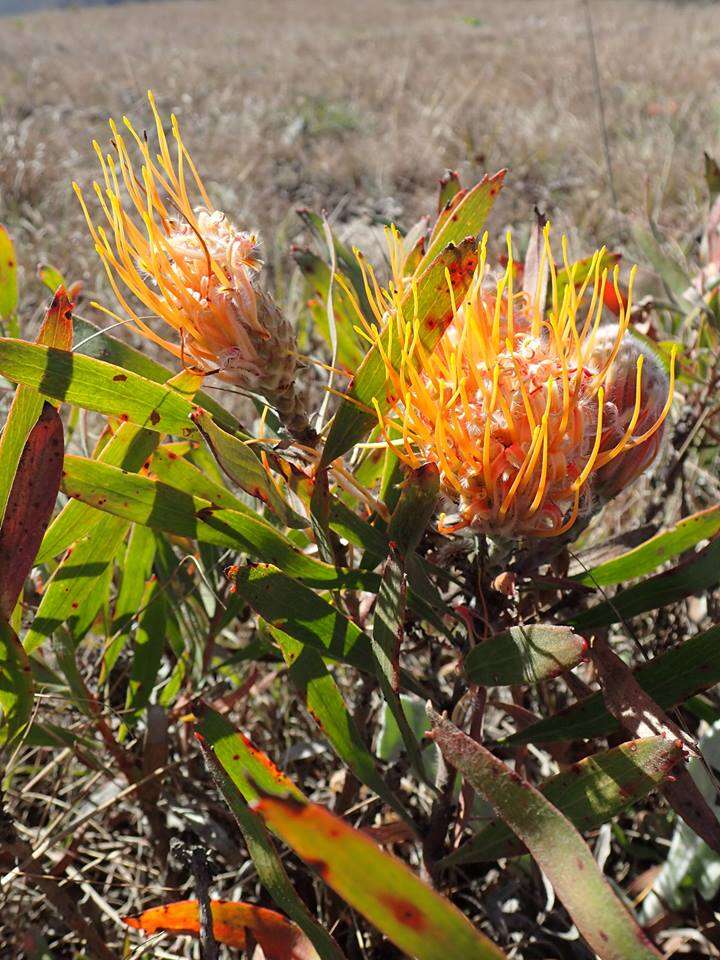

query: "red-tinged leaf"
(428, 708), (662, 960)
(591, 636), (720, 854)
(124, 899), (319, 959)
(250, 793), (507, 960)
(418, 169), (505, 273)
(602, 276), (627, 315)
(0, 288), (73, 526)
(0, 403), (63, 620)
(436, 169), (462, 215)
(37, 287), (75, 349)
(443, 736), (684, 866)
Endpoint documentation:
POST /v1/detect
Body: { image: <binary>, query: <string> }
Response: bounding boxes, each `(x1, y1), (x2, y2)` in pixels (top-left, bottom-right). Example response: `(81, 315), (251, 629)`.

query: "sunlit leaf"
(507, 623), (720, 744)
(464, 624), (587, 686)
(572, 539), (720, 630)
(60, 457), (370, 588)
(574, 504), (720, 587)
(0, 288), (73, 527)
(0, 340), (196, 438)
(0, 225), (19, 322)
(251, 792), (507, 960)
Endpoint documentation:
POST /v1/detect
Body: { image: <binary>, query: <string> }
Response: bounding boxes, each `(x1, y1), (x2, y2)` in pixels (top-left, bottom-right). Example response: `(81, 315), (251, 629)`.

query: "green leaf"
(463, 624), (587, 686)
(37, 263), (67, 295)
(371, 466), (439, 783)
(443, 736), (682, 865)
(507, 623), (720, 745)
(416, 170), (504, 274)
(37, 423), (158, 564)
(297, 208), (372, 322)
(151, 445), (252, 514)
(572, 538), (720, 631)
(271, 624), (411, 823)
(192, 408), (307, 528)
(231, 564), (374, 673)
(59, 457), (367, 588)
(196, 704), (305, 803)
(23, 514), (129, 654)
(0, 340), (196, 438)
(0, 225), (19, 322)
(437, 170), (462, 214)
(320, 239), (480, 466)
(429, 709), (662, 960)
(104, 523), (157, 677)
(294, 249), (365, 370)
(195, 726), (347, 960)
(124, 580), (167, 720)
(250, 790), (507, 960)
(0, 620), (33, 747)
(387, 463), (439, 556)
(632, 224), (690, 300)
(72, 316), (239, 433)
(574, 504), (720, 588)
(0, 403), (63, 620)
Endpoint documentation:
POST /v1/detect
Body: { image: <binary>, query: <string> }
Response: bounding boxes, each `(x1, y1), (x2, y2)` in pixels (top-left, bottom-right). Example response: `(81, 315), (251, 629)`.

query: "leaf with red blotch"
(250, 793), (507, 960)
(0, 402), (64, 620)
(0, 287), (73, 527)
(124, 899), (319, 958)
(591, 636), (720, 854)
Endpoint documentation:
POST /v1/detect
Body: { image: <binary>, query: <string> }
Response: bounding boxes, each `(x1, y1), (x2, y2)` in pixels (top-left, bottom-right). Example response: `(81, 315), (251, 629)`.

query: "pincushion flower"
(362, 228), (675, 539)
(74, 92), (312, 441)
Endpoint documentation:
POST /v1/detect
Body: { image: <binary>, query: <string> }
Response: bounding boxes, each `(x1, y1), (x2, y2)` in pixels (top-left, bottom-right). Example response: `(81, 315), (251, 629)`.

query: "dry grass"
(2, 1), (720, 957)
(1, 0), (719, 324)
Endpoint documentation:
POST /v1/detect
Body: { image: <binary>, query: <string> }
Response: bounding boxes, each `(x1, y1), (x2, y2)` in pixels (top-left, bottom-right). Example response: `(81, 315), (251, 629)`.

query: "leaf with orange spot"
(0, 225), (18, 323)
(195, 703), (305, 803)
(249, 792), (507, 960)
(124, 899), (319, 959)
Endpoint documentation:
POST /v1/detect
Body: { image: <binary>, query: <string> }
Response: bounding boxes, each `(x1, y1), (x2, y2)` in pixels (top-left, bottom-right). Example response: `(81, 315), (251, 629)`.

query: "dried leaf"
(124, 899), (319, 959)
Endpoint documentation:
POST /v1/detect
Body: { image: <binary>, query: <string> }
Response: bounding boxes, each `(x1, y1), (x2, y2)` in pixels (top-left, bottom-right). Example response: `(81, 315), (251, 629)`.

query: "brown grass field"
(2, 0), (720, 319)
(1, 0), (720, 958)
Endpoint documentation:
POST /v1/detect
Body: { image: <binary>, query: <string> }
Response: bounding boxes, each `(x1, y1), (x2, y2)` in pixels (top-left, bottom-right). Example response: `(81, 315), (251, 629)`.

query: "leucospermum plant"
(1, 95), (718, 960)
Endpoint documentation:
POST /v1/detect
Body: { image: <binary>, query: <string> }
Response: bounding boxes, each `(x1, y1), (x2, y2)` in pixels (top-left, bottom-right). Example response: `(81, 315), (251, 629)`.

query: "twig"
(171, 839), (219, 960)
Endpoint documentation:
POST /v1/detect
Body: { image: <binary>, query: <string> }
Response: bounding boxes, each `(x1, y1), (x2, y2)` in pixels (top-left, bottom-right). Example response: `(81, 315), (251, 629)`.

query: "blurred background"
(1, 0), (719, 327)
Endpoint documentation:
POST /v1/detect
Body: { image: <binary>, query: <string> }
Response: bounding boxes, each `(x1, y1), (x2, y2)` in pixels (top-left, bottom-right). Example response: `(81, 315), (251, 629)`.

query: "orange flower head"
(74, 92), (310, 437)
(365, 227), (675, 539)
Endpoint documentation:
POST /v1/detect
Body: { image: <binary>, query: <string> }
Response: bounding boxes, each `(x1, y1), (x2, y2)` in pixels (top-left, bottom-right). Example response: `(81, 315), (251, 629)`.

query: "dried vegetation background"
(1, 0), (720, 958)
